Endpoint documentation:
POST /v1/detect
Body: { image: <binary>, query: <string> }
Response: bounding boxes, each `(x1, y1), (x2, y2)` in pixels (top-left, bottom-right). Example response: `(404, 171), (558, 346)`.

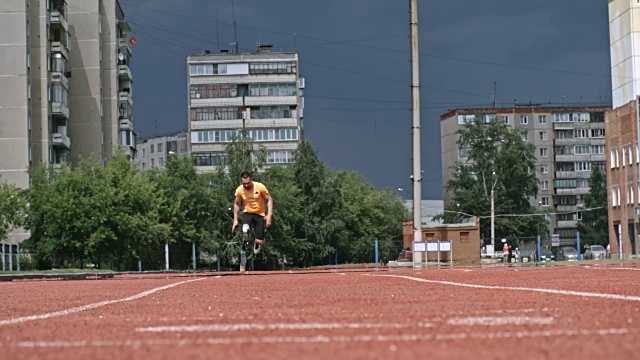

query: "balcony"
(191, 119), (243, 131)
(52, 133), (71, 149)
(555, 171), (576, 179)
(118, 64), (132, 81)
(119, 91), (133, 106)
(50, 41), (68, 59)
(557, 220), (578, 228)
(119, 119), (133, 131)
(51, 71), (69, 89)
(556, 188), (581, 195)
(244, 95), (298, 106)
(50, 7), (68, 32)
(118, 38), (132, 54)
(553, 138), (578, 146)
(51, 102), (69, 119)
(555, 205), (576, 212)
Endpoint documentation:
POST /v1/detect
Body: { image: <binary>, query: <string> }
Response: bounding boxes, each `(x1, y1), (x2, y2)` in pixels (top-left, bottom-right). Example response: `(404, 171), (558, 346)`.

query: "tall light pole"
(490, 171), (497, 248)
(410, 0), (422, 265)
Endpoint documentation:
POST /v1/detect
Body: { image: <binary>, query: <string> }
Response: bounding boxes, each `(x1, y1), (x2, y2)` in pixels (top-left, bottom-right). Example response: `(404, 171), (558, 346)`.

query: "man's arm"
(232, 197), (242, 232)
(265, 193), (273, 228)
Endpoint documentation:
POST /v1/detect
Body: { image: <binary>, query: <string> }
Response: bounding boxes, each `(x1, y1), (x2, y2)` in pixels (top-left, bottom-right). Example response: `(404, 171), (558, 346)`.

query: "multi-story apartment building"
(135, 132), (189, 170)
(0, 0), (134, 190)
(186, 45), (305, 172)
(0, 0), (133, 243)
(440, 106), (611, 246)
(606, 0), (640, 258)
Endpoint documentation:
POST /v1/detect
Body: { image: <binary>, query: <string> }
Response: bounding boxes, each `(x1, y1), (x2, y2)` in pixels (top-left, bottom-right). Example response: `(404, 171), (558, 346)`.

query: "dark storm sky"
(121, 0), (612, 200)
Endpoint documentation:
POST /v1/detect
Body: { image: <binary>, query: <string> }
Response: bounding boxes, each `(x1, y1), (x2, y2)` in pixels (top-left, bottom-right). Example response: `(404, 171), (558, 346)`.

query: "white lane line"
(0, 278), (205, 326)
(136, 322), (431, 333)
(369, 274), (640, 302)
(447, 316), (554, 326)
(13, 327), (636, 348)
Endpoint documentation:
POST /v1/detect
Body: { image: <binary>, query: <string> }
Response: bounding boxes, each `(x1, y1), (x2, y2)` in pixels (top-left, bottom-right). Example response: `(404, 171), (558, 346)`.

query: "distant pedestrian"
(503, 243), (509, 265)
(514, 247), (520, 264)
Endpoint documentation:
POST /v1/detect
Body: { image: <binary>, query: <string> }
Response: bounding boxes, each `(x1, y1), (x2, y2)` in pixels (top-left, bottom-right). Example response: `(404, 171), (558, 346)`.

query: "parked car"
(584, 245), (606, 260)
(539, 248), (555, 262)
(556, 247), (578, 261)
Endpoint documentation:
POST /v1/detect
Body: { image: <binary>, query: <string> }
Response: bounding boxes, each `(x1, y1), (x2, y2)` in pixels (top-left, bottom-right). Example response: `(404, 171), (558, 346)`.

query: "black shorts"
(242, 212), (266, 240)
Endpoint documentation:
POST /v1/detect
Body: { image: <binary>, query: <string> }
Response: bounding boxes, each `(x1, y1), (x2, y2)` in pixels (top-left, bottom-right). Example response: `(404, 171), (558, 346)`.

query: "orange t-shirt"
(235, 181), (269, 216)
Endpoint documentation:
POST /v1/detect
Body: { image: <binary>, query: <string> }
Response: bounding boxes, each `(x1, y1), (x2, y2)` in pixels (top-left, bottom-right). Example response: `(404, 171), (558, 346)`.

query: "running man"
(232, 172), (273, 257)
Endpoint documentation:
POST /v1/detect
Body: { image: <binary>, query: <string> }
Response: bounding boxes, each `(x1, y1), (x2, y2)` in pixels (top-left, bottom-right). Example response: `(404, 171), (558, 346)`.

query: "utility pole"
(410, 0), (422, 266)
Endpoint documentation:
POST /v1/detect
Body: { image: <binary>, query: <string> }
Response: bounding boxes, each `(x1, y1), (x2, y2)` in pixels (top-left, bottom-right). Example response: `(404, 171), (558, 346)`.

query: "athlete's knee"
(242, 224), (250, 233)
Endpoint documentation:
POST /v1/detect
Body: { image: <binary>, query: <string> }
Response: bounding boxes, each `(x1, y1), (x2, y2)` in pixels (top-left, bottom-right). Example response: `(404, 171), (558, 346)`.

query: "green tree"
(0, 177), (27, 242)
(442, 115), (545, 245)
(577, 166), (608, 247)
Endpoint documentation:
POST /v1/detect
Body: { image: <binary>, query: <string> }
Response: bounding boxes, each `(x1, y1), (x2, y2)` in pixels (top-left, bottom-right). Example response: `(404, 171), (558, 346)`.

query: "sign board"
(551, 234), (560, 247)
(486, 244), (494, 256)
(439, 240), (452, 252)
(413, 241), (426, 252)
(426, 241), (438, 252)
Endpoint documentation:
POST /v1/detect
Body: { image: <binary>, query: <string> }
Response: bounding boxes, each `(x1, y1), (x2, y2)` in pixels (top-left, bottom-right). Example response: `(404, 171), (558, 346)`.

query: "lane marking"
(0, 278), (205, 326)
(447, 316), (554, 326)
(12, 327), (636, 348)
(369, 274), (640, 302)
(136, 322), (432, 333)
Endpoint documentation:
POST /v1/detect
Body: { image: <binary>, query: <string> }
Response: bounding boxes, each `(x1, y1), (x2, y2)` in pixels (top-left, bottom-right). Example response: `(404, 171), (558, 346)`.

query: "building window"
(151, 144), (154, 153)
(575, 162), (591, 171)
(538, 115), (546, 124)
(591, 145), (605, 154)
(574, 129), (588, 138)
(249, 62), (297, 74)
(267, 150), (296, 164)
(539, 131), (547, 140)
(572, 113), (589, 122)
(250, 106), (295, 119)
(540, 164), (549, 174)
(142, 149), (146, 157)
(541, 197), (550, 206)
(158, 157), (164, 166)
(248, 128), (299, 142)
(142, 162), (146, 170)
(151, 159), (155, 167)
(501, 115), (508, 124)
(248, 83), (297, 97)
(622, 145), (627, 166)
(612, 186), (620, 207)
(521, 131), (528, 142)
(540, 180), (549, 190)
(193, 107), (241, 120)
(577, 179), (588, 188)
(554, 113), (570, 122)
(591, 128), (605, 138)
(157, 143), (163, 153)
(629, 144), (634, 166)
(194, 152), (228, 166)
(540, 148), (548, 157)
(190, 84), (238, 99)
(189, 63), (227, 76)
(520, 116), (528, 125)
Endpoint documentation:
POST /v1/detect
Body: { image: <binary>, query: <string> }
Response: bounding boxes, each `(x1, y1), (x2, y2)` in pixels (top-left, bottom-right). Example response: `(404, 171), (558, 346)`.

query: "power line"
(118, 1), (629, 81)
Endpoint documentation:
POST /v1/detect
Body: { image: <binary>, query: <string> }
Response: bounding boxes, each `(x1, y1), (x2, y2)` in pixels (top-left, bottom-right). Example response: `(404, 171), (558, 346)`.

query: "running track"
(1, 262), (640, 359)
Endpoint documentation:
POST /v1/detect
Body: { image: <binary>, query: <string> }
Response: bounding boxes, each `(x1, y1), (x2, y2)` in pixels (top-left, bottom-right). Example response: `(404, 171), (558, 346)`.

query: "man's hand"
(232, 220), (238, 233)
(265, 215), (272, 228)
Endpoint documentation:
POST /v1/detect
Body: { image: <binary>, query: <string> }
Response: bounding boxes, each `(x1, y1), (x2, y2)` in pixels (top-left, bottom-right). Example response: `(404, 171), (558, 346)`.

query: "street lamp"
(537, 200), (542, 264)
(490, 171), (498, 247)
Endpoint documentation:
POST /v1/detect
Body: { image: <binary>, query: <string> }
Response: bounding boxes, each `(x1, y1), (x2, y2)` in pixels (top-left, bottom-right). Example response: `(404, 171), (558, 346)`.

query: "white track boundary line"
(368, 274), (640, 302)
(12, 327), (636, 348)
(136, 322), (431, 333)
(0, 278), (205, 326)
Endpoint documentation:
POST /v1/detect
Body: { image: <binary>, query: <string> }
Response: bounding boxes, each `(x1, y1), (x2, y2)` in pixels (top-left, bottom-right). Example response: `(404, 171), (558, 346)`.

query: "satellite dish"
(118, 53), (124, 61)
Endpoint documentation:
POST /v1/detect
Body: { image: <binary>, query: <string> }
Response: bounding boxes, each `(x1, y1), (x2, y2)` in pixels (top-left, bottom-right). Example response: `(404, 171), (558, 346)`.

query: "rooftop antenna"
(231, 0), (239, 53)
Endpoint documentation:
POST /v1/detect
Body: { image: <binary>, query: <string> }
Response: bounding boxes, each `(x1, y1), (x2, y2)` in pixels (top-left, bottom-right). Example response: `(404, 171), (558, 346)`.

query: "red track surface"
(2, 262), (640, 359)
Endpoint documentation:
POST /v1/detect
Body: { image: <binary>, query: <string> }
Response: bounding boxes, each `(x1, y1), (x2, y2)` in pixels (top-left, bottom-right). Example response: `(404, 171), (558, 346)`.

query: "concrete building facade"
(186, 46), (305, 173)
(440, 106), (611, 246)
(0, 0), (134, 191)
(135, 132), (189, 171)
